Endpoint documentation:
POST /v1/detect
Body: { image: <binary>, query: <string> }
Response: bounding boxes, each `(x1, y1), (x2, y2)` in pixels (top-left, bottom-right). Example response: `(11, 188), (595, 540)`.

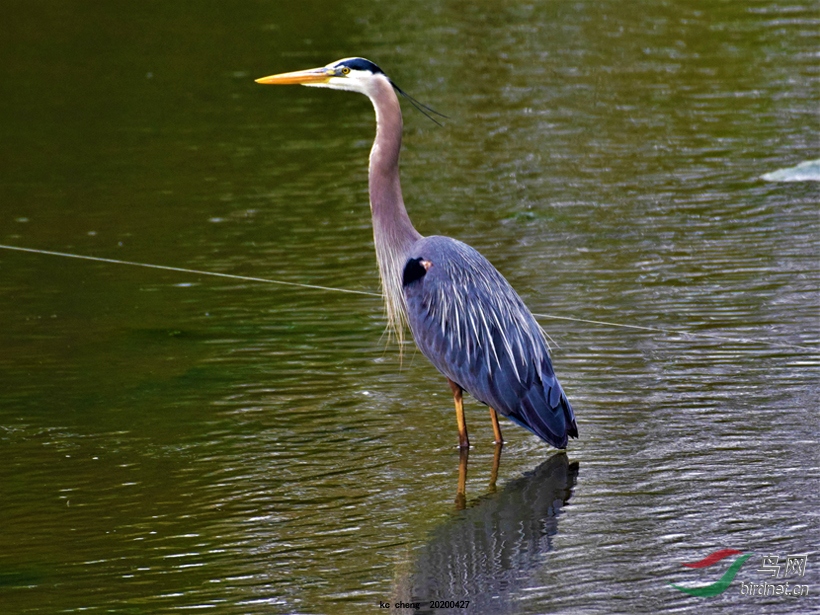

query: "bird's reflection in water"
(455, 445), (503, 510)
(395, 450), (579, 614)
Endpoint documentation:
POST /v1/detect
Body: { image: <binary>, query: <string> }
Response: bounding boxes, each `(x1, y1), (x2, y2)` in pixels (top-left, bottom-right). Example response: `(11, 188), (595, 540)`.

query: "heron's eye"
(341, 66), (351, 75)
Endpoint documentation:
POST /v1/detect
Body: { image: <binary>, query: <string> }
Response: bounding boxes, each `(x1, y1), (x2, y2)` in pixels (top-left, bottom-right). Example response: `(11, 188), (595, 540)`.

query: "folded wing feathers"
(429, 248), (548, 387)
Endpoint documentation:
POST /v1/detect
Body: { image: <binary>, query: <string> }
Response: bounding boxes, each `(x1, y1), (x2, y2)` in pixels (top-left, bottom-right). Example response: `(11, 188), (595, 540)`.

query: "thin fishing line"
(1, 243), (814, 352)
(533, 313), (813, 351)
(0, 244), (380, 297)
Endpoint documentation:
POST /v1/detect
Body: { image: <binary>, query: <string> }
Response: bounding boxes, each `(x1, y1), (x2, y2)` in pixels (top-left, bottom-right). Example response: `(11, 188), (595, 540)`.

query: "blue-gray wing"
(402, 236), (577, 448)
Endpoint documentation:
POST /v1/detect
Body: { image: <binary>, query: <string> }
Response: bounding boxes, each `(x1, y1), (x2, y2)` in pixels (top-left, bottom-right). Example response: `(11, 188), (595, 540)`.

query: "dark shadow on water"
(396, 451), (579, 614)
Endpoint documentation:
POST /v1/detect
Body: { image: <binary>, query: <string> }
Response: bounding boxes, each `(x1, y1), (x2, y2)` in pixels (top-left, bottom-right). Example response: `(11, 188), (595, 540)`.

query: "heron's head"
(255, 57), (389, 97)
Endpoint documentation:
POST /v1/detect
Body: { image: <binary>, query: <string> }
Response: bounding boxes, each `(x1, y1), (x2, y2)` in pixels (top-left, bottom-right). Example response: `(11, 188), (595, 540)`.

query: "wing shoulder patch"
(402, 257), (431, 287)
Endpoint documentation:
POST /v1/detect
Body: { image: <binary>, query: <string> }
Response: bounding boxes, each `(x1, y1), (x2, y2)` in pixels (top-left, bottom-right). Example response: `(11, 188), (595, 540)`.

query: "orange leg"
(448, 378), (469, 449)
(489, 407), (503, 444)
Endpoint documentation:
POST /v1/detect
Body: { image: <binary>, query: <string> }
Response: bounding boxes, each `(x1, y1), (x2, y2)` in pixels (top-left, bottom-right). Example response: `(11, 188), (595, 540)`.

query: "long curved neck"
(368, 78), (421, 251)
(366, 77), (422, 343)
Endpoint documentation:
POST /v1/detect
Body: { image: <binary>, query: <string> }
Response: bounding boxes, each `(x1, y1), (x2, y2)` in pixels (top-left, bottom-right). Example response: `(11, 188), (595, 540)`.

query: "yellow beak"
(255, 67), (332, 85)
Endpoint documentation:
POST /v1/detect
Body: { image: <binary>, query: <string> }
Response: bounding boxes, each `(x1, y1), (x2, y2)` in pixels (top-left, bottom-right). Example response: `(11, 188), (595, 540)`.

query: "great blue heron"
(256, 57), (577, 449)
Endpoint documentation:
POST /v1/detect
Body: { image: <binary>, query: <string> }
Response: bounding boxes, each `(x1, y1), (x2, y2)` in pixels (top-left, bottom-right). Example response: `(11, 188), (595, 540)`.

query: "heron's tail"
(506, 380), (577, 449)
